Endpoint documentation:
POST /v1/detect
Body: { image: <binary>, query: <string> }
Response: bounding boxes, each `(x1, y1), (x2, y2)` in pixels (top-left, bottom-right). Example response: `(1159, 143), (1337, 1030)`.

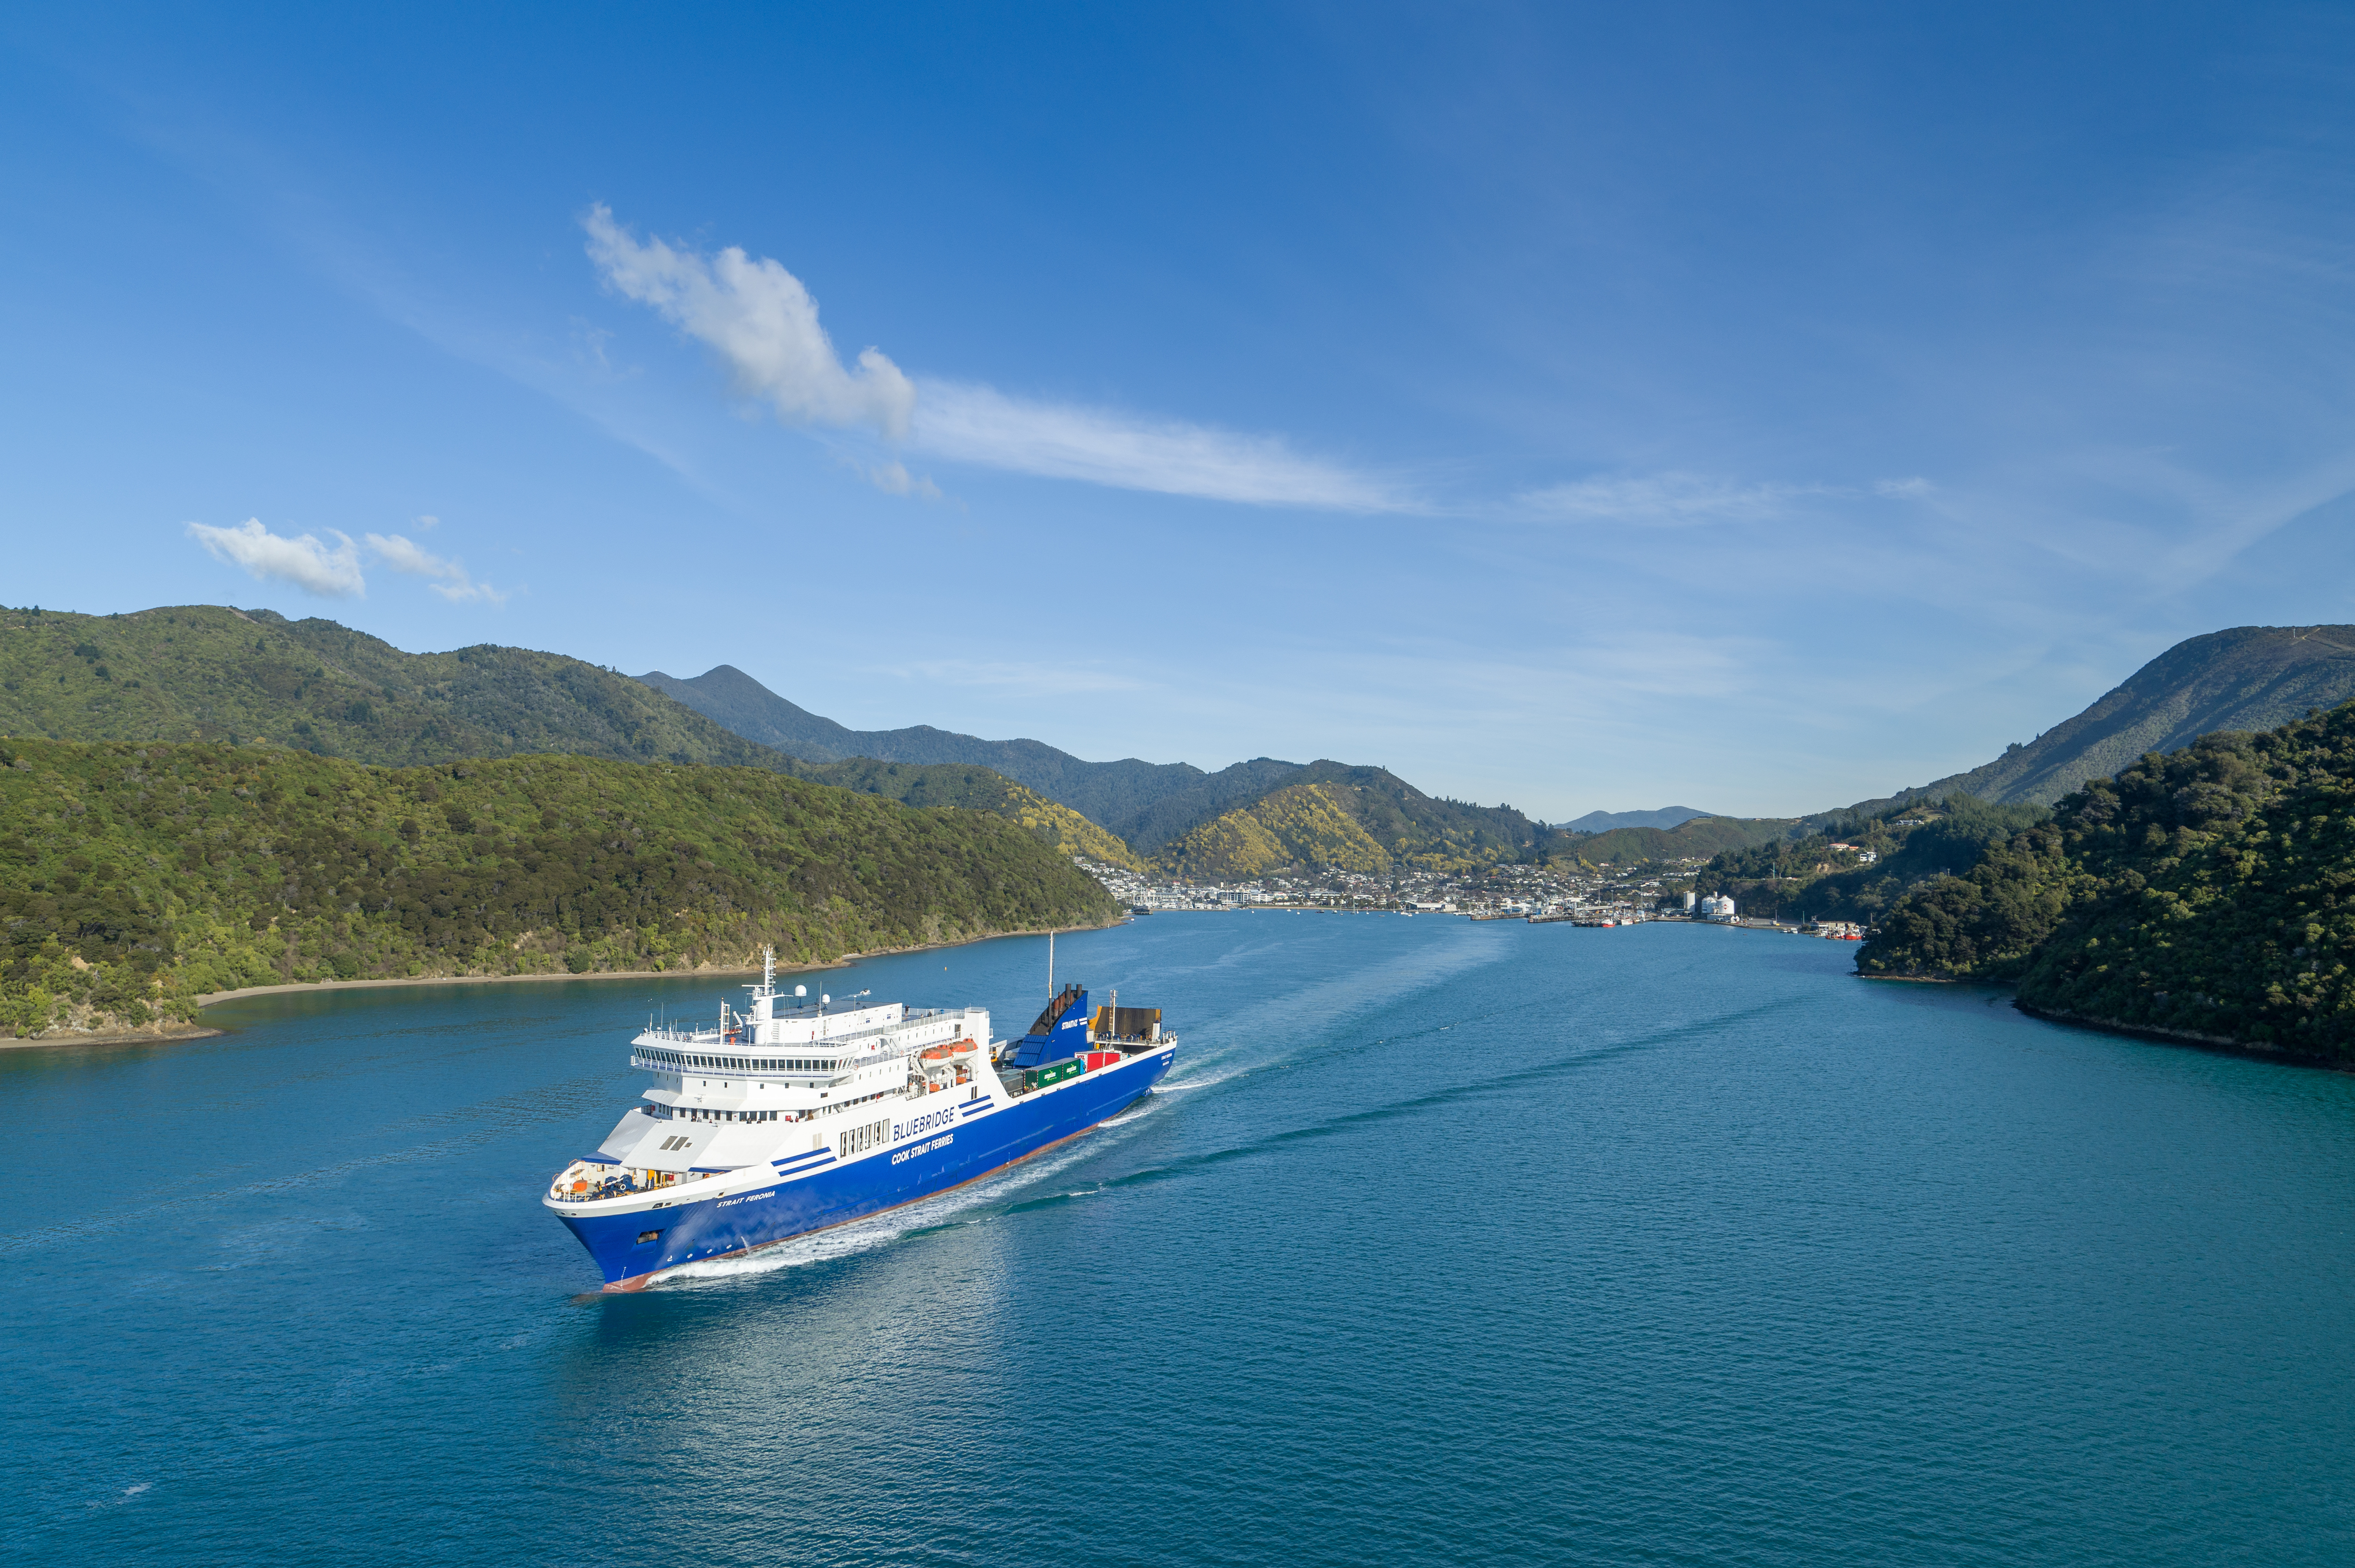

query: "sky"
(6, 4), (2355, 820)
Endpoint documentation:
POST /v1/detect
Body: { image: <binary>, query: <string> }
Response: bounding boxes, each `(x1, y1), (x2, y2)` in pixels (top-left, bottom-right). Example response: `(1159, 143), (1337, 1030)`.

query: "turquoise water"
(10, 914), (2355, 1565)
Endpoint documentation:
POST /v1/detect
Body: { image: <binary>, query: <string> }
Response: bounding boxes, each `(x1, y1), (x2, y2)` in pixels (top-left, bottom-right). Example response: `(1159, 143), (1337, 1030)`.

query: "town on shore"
(1080, 857), (1863, 938)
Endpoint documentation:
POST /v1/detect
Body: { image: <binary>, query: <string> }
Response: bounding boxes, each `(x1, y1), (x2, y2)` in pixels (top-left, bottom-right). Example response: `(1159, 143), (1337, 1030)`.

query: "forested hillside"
(0, 739), (1118, 1040)
(791, 757), (1145, 869)
(1149, 762), (1555, 879)
(1154, 781), (1393, 879)
(1859, 703), (2355, 1062)
(1692, 797), (2051, 924)
(0, 605), (1156, 868)
(2, 604), (782, 770)
(1566, 815), (1796, 866)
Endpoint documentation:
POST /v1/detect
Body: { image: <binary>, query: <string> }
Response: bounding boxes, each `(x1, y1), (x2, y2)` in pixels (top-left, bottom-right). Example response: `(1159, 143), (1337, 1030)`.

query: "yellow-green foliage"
(1249, 784), (1392, 871)
(1154, 804), (1296, 880)
(790, 757), (1145, 870)
(0, 739), (1119, 1038)
(1005, 785), (1147, 871)
(1153, 783), (1393, 880)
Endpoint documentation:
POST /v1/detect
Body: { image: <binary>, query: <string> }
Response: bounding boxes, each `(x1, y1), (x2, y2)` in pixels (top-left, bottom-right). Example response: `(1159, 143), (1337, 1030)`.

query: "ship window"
(637, 1230), (662, 1244)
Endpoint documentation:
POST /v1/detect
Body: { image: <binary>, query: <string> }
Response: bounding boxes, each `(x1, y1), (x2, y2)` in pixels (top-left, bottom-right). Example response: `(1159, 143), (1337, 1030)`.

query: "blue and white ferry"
(546, 950), (1176, 1289)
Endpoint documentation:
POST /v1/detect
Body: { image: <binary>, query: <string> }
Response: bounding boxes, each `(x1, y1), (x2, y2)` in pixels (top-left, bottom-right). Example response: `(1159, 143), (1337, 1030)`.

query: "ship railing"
(630, 1051), (856, 1085)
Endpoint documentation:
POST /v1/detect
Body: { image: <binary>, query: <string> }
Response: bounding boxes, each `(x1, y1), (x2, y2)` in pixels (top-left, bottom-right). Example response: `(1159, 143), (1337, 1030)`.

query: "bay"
(9, 914), (2355, 1566)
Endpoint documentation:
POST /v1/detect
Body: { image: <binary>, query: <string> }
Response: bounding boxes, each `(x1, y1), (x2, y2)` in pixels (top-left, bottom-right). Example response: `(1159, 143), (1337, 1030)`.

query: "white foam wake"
(643, 1125), (1128, 1290)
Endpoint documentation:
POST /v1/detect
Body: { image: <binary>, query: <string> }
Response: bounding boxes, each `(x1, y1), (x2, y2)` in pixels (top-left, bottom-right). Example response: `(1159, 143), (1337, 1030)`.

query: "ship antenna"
(1047, 930), (1055, 998)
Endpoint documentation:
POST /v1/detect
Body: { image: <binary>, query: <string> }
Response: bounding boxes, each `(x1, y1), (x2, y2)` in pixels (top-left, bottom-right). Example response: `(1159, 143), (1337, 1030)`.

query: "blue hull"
(559, 1049), (1174, 1287)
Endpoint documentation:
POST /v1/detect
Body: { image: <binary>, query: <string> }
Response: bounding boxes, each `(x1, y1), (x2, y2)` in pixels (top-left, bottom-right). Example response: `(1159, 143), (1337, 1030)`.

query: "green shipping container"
(1025, 1060), (1083, 1090)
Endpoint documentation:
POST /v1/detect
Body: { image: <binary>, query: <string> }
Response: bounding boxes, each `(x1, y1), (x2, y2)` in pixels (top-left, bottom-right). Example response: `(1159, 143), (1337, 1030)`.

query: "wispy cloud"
(581, 208), (1410, 512)
(863, 459), (942, 501)
(1518, 472), (1824, 524)
(582, 204), (916, 438)
(186, 518), (365, 596)
(1518, 471), (1940, 524)
(183, 517), (505, 604)
(910, 380), (1410, 511)
(363, 532), (507, 605)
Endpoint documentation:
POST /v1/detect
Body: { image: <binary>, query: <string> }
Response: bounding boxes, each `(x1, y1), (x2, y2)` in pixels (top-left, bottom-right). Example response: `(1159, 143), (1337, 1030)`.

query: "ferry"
(544, 950), (1177, 1289)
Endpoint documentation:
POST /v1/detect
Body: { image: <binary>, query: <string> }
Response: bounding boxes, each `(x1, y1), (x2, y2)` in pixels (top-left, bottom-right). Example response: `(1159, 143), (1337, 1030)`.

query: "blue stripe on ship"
(559, 1051), (1173, 1287)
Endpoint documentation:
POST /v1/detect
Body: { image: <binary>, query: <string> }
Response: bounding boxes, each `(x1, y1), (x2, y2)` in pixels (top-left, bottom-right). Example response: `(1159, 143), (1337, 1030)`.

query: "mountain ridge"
(0, 606), (1149, 869)
(1558, 806), (1717, 833)
(637, 664), (1226, 835)
(1891, 625), (2355, 808)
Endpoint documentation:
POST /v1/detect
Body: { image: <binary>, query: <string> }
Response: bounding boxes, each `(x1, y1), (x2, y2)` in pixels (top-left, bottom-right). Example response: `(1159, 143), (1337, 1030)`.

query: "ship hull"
(558, 1047), (1174, 1289)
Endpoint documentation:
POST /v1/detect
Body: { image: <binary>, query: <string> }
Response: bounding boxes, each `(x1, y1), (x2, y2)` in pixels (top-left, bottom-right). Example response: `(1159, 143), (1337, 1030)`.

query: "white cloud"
(582, 204), (916, 439)
(414, 512), (440, 530)
(1518, 472), (1825, 525)
(186, 518), (365, 596)
(363, 533), (507, 606)
(1874, 477), (1932, 499)
(582, 208), (1410, 512)
(910, 381), (1411, 511)
(865, 459), (942, 500)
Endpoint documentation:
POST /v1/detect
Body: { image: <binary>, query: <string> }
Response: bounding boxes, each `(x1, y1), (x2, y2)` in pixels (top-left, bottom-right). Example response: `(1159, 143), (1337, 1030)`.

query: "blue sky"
(7, 4), (2355, 819)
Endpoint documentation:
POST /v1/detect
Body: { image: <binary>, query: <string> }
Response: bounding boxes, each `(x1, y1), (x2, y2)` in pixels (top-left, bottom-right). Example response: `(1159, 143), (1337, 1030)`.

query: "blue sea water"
(9, 913), (2355, 1566)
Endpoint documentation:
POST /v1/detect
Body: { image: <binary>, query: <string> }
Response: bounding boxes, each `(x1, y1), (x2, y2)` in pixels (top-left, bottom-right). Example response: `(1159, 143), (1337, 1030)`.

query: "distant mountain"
(640, 665), (1563, 875)
(1110, 758), (1315, 853)
(1558, 806), (1717, 833)
(1566, 816), (1797, 865)
(1903, 625), (2355, 807)
(638, 664), (1230, 834)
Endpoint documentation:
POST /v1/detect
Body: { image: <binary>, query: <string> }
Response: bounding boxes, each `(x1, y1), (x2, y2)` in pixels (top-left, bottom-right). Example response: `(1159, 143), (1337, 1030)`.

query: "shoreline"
(188, 919), (1120, 1010)
(0, 1022), (224, 1052)
(2, 920), (1120, 1050)
(2011, 999), (2351, 1074)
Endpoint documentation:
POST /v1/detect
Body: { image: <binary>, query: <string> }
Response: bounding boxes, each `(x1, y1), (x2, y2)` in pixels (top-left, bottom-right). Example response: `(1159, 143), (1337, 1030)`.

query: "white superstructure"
(590, 951), (996, 1181)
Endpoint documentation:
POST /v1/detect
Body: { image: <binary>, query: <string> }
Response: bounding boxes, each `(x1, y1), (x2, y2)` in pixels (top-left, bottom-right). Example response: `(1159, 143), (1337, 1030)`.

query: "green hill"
(791, 758), (1146, 870)
(0, 738), (1119, 1040)
(1148, 761), (1556, 880)
(0, 604), (1150, 868)
(1564, 815), (1796, 866)
(0, 604), (783, 770)
(1900, 624), (2355, 808)
(1153, 780), (1393, 879)
(1692, 796), (2050, 924)
(1858, 701), (2355, 1062)
(1110, 757), (1319, 853)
